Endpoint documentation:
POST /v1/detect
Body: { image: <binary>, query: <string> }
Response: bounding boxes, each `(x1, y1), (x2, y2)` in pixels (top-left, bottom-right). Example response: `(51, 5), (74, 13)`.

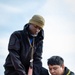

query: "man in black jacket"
(4, 15), (48, 75)
(47, 56), (75, 75)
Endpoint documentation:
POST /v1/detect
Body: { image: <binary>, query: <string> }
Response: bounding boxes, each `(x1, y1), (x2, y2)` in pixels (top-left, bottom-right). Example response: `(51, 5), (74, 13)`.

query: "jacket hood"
(64, 67), (74, 75)
(23, 24), (44, 41)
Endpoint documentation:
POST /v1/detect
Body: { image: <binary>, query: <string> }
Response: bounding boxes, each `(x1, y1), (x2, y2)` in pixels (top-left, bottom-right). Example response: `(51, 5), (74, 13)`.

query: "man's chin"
(51, 73), (57, 75)
(31, 34), (37, 37)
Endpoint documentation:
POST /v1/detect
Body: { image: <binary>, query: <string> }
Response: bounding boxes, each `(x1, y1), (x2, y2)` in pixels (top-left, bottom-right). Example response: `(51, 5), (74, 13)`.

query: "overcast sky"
(0, 0), (75, 75)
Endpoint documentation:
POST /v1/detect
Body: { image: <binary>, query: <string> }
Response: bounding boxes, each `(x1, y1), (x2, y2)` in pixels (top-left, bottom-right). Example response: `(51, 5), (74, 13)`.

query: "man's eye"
(53, 67), (58, 70)
(35, 26), (41, 30)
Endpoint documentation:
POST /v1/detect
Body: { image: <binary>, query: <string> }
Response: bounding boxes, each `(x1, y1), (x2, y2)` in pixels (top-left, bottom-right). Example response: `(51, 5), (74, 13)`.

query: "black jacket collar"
(23, 24), (44, 42)
(63, 67), (74, 75)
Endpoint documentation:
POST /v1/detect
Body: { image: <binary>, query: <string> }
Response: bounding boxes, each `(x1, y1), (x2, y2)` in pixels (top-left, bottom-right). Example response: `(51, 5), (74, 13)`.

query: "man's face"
(48, 65), (64, 75)
(29, 24), (41, 36)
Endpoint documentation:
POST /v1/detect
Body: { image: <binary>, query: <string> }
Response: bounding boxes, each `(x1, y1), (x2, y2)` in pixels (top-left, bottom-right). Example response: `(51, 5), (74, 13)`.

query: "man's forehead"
(49, 65), (61, 68)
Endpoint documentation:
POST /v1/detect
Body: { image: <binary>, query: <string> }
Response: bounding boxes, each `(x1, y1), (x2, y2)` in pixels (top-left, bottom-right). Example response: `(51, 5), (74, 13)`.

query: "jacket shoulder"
(70, 72), (75, 75)
(40, 67), (49, 75)
(11, 30), (23, 38)
(12, 30), (22, 35)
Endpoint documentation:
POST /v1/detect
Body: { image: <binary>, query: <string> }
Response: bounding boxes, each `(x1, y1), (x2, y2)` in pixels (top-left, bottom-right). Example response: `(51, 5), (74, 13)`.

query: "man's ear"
(61, 64), (65, 69)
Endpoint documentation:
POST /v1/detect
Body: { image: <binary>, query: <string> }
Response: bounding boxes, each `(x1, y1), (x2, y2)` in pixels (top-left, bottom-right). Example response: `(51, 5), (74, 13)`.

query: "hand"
(28, 67), (33, 75)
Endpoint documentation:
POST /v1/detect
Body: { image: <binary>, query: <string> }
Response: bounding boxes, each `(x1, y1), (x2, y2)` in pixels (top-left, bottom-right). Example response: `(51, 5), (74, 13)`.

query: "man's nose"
(36, 28), (40, 32)
(51, 69), (55, 73)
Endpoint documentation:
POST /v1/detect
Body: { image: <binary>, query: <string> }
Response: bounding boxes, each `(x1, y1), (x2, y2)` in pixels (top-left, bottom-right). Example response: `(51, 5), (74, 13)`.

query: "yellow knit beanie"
(29, 15), (45, 29)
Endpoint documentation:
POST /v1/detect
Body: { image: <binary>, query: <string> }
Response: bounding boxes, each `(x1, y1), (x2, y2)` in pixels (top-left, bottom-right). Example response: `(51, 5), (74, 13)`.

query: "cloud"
(37, 0), (68, 14)
(64, 0), (75, 13)
(0, 1), (45, 26)
(0, 3), (23, 13)
(44, 33), (75, 51)
(0, 37), (9, 56)
(0, 3), (23, 26)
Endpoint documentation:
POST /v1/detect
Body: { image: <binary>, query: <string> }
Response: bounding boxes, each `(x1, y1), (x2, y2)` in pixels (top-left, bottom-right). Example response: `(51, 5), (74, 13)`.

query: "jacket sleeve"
(8, 32), (26, 75)
(33, 41), (43, 75)
(70, 72), (75, 75)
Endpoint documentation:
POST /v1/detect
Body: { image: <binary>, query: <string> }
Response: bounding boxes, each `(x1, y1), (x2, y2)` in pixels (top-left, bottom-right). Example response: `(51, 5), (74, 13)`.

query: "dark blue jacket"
(4, 24), (44, 75)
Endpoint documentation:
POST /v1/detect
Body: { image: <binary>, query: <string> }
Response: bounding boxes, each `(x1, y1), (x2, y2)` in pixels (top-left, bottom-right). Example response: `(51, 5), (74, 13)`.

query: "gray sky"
(0, 0), (75, 75)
